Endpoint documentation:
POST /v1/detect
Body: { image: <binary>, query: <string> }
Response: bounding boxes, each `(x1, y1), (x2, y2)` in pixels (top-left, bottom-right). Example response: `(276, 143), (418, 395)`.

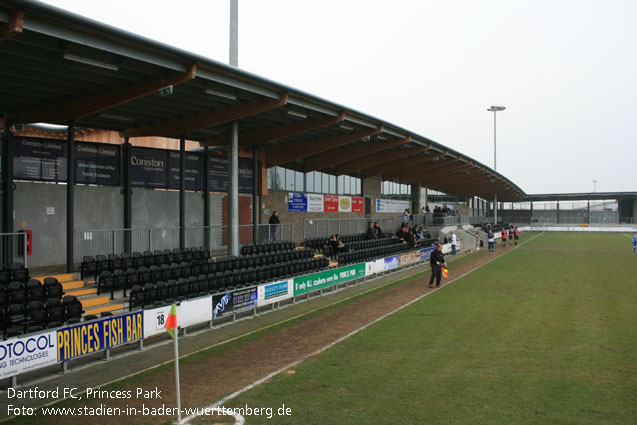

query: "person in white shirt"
(451, 232), (457, 255)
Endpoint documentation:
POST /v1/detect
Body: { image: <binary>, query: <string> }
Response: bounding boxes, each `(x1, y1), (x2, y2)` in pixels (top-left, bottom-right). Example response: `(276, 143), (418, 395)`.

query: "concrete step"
(84, 303), (125, 316)
(65, 286), (97, 297)
(80, 295), (110, 309)
(62, 280), (85, 290)
(34, 273), (74, 284)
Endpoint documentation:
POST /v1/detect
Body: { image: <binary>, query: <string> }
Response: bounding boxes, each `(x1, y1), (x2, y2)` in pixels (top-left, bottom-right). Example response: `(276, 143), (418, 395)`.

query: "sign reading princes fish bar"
(0, 331), (57, 378)
(56, 312), (143, 362)
(293, 263), (365, 296)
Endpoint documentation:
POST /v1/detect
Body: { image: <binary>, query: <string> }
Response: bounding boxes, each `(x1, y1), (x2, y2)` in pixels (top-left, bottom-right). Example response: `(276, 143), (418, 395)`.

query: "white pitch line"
(181, 232), (544, 424)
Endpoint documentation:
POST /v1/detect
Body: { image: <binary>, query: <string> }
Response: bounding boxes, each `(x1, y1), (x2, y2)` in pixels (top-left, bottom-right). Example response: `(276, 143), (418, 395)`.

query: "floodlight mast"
(487, 106), (506, 224)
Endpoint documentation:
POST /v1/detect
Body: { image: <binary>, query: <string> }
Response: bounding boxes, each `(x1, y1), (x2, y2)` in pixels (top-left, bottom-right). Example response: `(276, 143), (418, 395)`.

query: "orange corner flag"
(164, 303), (178, 338)
(441, 267), (449, 278)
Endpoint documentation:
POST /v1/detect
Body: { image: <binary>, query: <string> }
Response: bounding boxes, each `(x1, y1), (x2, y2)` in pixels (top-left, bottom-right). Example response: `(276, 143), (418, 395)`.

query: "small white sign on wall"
(46, 207), (55, 215)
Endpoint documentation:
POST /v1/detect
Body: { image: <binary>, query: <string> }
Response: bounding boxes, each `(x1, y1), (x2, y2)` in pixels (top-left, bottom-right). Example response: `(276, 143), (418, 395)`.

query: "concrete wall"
(11, 182), (226, 267)
(14, 182), (67, 267)
(76, 185), (123, 230)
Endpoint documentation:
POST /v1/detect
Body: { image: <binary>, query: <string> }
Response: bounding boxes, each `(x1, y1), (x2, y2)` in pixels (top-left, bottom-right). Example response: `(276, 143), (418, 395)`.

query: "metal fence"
(302, 214), (493, 240)
(440, 215), (489, 226)
(74, 224), (294, 262)
(0, 232), (28, 267)
(303, 217), (396, 240)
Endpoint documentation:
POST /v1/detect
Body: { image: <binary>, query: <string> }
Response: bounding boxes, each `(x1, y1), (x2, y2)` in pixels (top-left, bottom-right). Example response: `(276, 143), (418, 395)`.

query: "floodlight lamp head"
(487, 106), (506, 112)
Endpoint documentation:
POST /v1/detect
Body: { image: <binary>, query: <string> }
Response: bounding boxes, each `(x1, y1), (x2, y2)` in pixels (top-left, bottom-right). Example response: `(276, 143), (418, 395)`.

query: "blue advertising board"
(383, 256), (399, 270)
(287, 192), (308, 212)
(56, 312), (143, 362)
(420, 247), (436, 261)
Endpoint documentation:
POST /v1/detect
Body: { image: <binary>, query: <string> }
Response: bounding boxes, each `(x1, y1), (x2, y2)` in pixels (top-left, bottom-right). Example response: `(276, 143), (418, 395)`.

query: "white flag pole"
(174, 327), (182, 423)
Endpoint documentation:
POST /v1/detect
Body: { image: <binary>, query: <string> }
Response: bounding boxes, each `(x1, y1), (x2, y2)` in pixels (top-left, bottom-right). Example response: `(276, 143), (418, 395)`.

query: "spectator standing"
(514, 227), (520, 245)
(488, 230), (495, 252)
(268, 210), (280, 241)
(501, 228), (507, 247)
(633, 234), (636, 253)
(428, 244), (447, 288)
(508, 227), (514, 246)
(451, 232), (457, 255)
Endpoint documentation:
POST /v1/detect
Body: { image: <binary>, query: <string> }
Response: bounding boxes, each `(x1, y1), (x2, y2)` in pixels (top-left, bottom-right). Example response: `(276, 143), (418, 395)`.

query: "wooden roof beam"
(403, 162), (474, 184)
(202, 111), (346, 147)
(384, 157), (460, 180)
(12, 64), (198, 124)
(304, 136), (413, 172)
(337, 146), (427, 177)
(358, 150), (445, 178)
(125, 93), (288, 138)
(412, 166), (483, 187)
(266, 125), (384, 168)
(340, 148), (435, 177)
(449, 178), (510, 195)
(0, 9), (23, 43)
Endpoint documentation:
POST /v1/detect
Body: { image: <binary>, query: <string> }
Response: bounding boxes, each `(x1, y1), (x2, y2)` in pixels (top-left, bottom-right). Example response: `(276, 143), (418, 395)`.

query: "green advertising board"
(294, 263), (365, 296)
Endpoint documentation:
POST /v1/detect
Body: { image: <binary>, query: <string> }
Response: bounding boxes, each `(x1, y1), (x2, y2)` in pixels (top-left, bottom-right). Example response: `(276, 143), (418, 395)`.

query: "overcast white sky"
(41, 0), (637, 195)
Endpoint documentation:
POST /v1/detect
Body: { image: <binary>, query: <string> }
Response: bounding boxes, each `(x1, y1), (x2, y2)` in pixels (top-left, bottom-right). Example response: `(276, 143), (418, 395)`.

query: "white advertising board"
(257, 280), (294, 306)
(376, 199), (410, 213)
(0, 331), (57, 378)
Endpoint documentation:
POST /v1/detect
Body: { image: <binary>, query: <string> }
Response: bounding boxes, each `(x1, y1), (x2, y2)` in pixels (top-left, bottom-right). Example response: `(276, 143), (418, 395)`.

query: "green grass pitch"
(227, 232), (637, 425)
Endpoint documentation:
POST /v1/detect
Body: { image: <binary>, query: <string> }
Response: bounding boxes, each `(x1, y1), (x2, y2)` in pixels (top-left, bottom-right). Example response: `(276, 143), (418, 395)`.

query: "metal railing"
(74, 224), (294, 261)
(303, 217), (398, 240)
(0, 232), (28, 267)
(303, 214), (493, 240)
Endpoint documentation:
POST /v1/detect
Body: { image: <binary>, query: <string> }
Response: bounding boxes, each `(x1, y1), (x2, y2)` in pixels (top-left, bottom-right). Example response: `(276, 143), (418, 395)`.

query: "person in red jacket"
(508, 227), (514, 246)
(501, 228), (507, 247)
(514, 227), (520, 245)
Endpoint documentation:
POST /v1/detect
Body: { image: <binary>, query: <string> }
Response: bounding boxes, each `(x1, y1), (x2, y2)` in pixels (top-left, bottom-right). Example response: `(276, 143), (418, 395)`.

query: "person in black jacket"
(268, 210), (280, 241)
(366, 222), (378, 239)
(429, 244), (447, 288)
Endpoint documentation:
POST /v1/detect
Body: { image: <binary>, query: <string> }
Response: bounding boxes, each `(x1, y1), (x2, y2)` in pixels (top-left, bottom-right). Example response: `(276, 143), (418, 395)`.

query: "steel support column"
(1, 121), (14, 265)
(122, 137), (132, 253)
(252, 146), (259, 244)
(203, 147), (210, 250)
(228, 122), (239, 256)
(179, 136), (186, 249)
(66, 122), (75, 272)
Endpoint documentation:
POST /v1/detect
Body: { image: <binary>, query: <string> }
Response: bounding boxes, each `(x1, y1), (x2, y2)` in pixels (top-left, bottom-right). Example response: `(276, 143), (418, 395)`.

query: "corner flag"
(441, 267), (449, 278)
(164, 303), (178, 337)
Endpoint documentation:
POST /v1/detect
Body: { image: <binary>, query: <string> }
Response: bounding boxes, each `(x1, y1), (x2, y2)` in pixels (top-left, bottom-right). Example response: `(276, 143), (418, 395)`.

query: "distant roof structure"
(527, 192), (637, 202)
(0, 0), (527, 201)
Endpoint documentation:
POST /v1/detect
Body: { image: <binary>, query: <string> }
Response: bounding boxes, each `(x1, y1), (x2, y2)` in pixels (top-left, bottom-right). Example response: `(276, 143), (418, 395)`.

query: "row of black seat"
(481, 223), (510, 233)
(240, 240), (296, 255)
(334, 241), (431, 265)
(1, 295), (83, 340)
(0, 262), (30, 286)
(0, 278), (65, 308)
(98, 249), (318, 299)
(81, 246), (211, 280)
(128, 257), (331, 310)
